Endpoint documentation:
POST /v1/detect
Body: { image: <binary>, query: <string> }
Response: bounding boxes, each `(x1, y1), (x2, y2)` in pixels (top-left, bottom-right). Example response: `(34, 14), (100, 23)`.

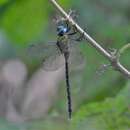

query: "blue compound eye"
(57, 25), (67, 35)
(63, 27), (67, 33)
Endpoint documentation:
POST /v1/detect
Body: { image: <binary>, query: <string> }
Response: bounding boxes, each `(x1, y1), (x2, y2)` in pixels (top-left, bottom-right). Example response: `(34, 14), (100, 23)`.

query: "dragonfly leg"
(68, 27), (86, 41)
(65, 20), (71, 32)
(68, 31), (77, 36)
(68, 9), (78, 20)
(74, 29), (85, 41)
(65, 10), (78, 34)
(68, 25), (78, 35)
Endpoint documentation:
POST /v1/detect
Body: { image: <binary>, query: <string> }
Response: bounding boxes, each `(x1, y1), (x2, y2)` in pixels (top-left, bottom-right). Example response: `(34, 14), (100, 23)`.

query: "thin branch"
(119, 43), (130, 55)
(49, 0), (130, 78)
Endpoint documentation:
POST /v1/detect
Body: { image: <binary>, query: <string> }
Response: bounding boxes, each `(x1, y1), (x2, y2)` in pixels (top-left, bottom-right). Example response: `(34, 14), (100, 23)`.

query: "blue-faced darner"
(27, 13), (85, 119)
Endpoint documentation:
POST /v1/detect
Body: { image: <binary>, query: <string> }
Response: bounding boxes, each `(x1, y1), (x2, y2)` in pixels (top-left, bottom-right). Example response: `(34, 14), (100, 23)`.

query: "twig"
(49, 0), (130, 78)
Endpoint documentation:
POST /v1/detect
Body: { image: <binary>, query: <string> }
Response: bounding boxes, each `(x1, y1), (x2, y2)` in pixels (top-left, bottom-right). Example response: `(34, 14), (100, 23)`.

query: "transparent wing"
(42, 40), (85, 71)
(26, 42), (65, 71)
(42, 54), (65, 71)
(25, 42), (60, 67)
(26, 40), (85, 71)
(26, 42), (59, 60)
(68, 40), (85, 71)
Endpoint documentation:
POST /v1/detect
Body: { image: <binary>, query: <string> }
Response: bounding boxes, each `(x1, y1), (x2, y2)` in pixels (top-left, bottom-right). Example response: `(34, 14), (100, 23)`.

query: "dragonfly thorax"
(57, 25), (69, 36)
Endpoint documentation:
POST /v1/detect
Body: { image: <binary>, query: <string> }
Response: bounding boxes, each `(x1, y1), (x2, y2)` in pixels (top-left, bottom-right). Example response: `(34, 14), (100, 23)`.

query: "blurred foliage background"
(0, 0), (130, 130)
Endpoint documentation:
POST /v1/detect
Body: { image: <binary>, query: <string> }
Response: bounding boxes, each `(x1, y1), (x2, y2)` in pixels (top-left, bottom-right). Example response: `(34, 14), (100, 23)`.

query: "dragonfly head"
(57, 25), (69, 36)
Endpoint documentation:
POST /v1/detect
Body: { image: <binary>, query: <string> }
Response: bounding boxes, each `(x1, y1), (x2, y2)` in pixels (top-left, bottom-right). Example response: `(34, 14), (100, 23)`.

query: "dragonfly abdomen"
(65, 58), (72, 119)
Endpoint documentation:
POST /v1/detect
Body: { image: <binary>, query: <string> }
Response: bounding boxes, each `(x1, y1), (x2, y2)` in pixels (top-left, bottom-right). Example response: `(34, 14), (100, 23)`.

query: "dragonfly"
(27, 13), (85, 119)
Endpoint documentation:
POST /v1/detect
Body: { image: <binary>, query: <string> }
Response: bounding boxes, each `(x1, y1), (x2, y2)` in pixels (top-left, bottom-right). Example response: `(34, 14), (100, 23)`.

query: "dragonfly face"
(57, 24), (70, 36)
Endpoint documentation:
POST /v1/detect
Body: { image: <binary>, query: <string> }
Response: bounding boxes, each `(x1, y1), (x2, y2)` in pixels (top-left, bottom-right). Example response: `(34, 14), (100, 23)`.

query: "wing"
(26, 41), (59, 61)
(68, 40), (86, 71)
(42, 40), (85, 71)
(26, 41), (65, 71)
(42, 54), (65, 71)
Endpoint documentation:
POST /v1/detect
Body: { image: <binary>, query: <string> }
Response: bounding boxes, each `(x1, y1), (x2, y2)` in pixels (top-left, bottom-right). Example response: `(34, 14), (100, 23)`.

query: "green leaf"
(58, 0), (71, 7)
(71, 81), (130, 130)
(1, 0), (48, 46)
(0, 0), (8, 5)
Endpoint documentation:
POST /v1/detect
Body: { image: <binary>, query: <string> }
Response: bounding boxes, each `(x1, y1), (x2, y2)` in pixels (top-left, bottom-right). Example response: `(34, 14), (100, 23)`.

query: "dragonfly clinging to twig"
(27, 11), (85, 119)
